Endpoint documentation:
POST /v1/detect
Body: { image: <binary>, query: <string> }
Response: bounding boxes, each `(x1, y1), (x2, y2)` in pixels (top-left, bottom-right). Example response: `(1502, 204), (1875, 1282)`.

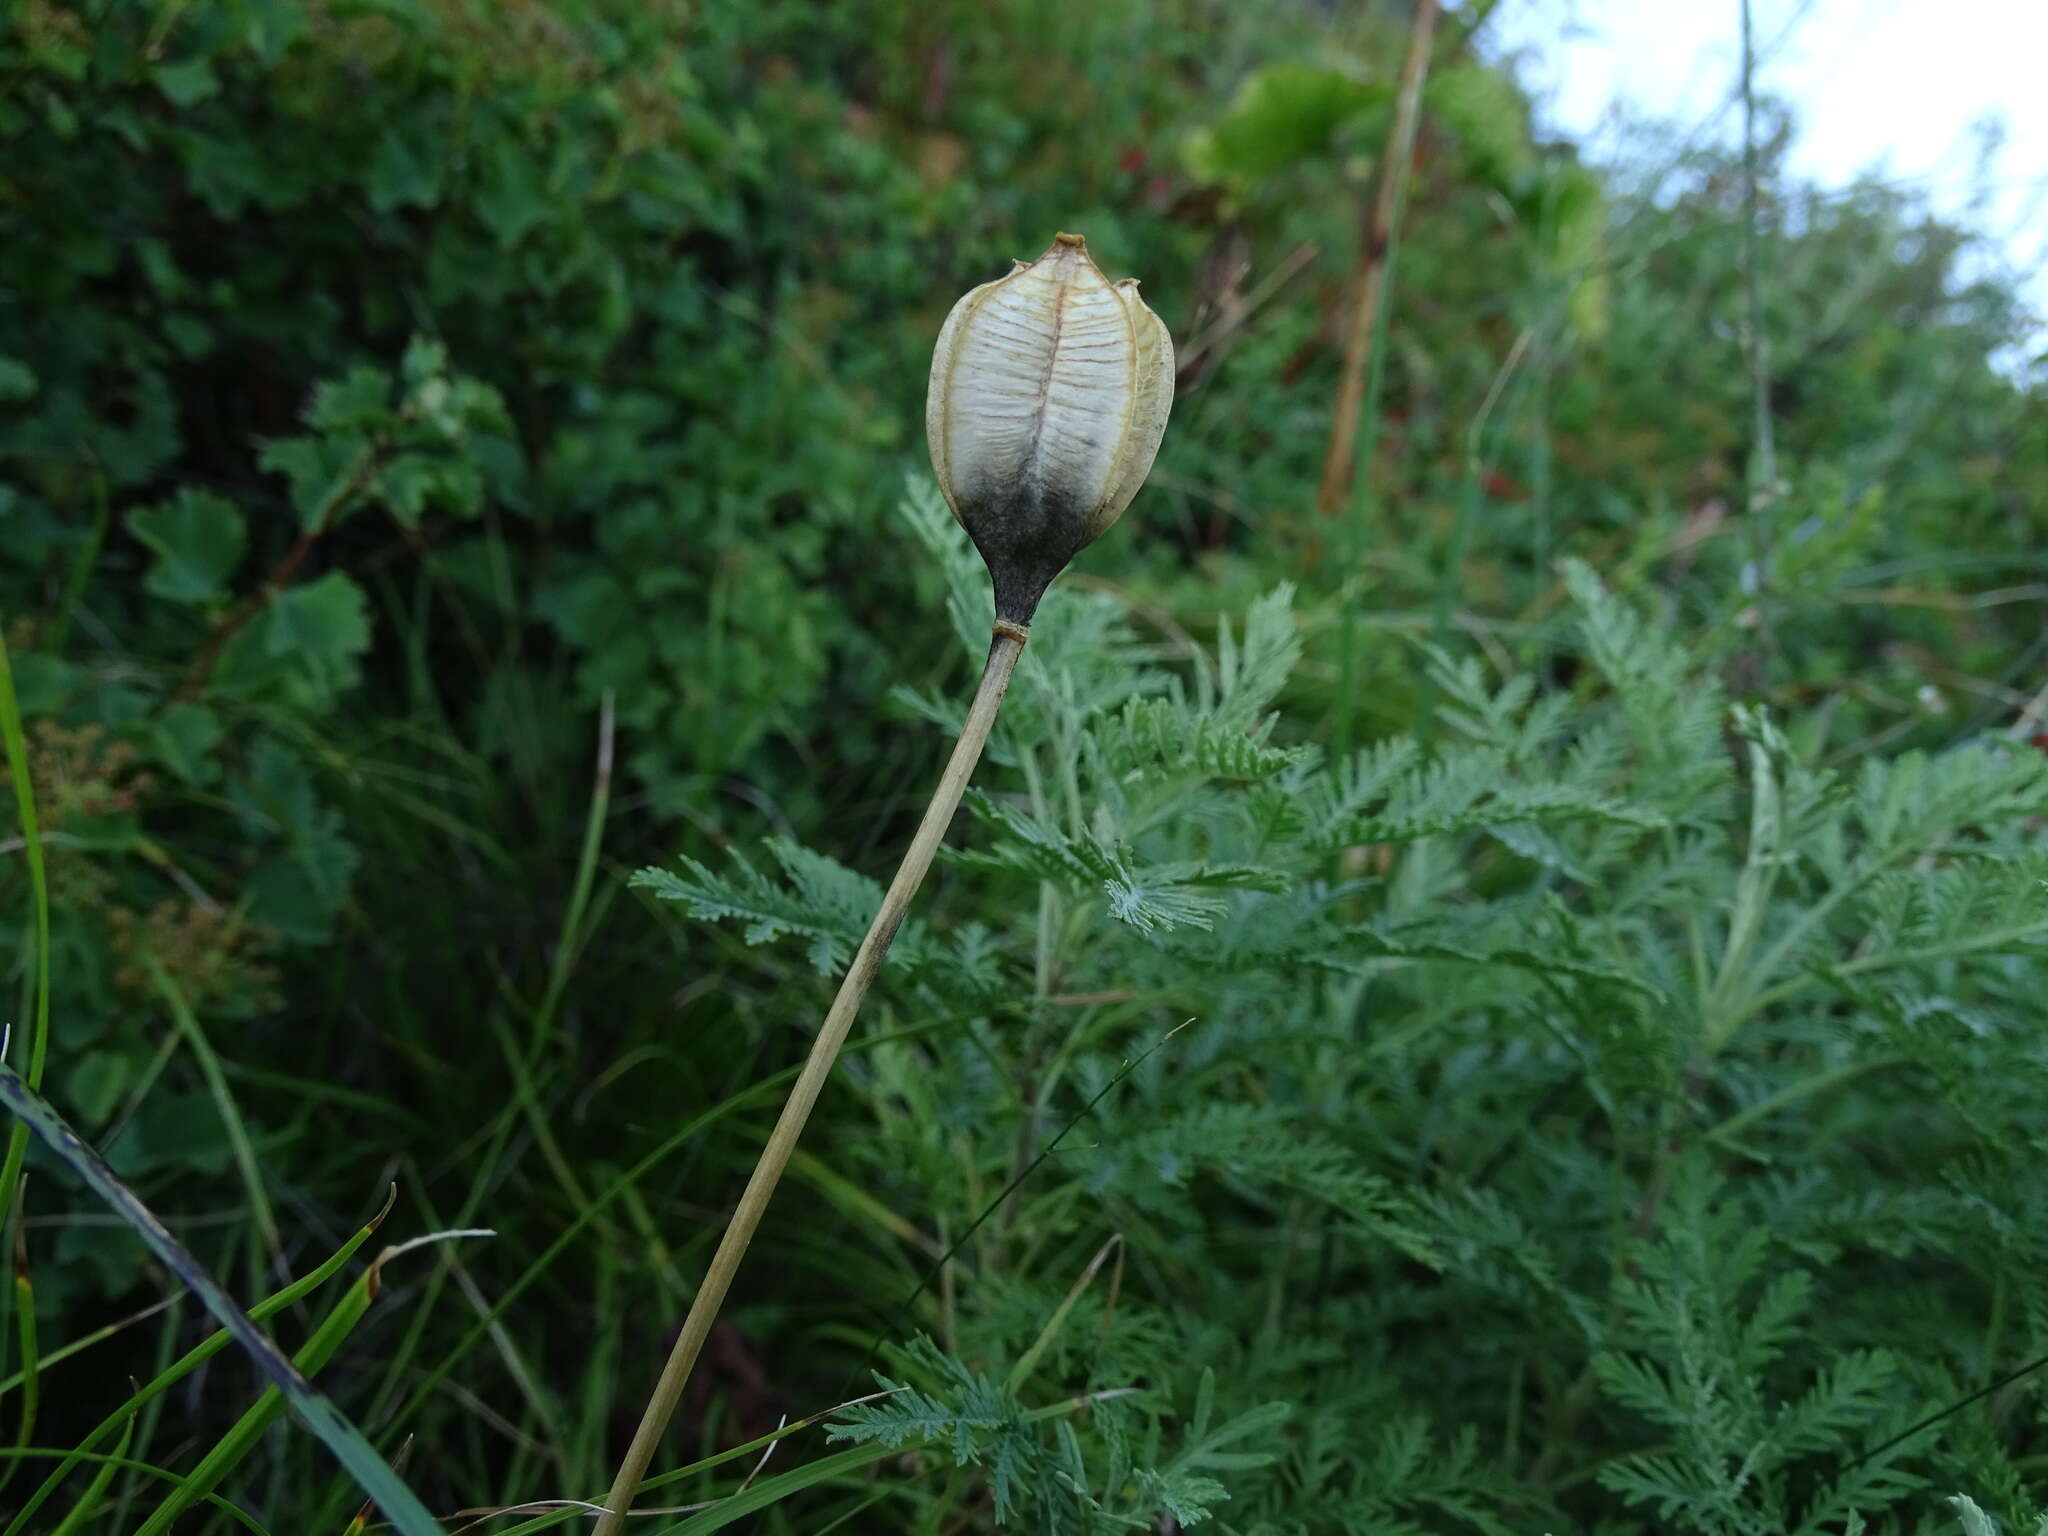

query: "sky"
(1481, 0), (2048, 352)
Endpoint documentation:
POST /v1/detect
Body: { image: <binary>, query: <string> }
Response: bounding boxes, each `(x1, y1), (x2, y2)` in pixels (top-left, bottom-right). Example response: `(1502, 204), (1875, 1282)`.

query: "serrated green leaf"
(8, 654), (79, 714)
(153, 58), (220, 108)
(149, 701), (223, 785)
(367, 128), (441, 212)
(128, 490), (246, 605)
(247, 840), (360, 944)
(1184, 63), (1386, 186)
(0, 356), (36, 402)
(477, 140), (546, 247)
(1425, 65), (1534, 192)
(375, 452), (484, 525)
(262, 570), (370, 665)
(306, 364), (393, 435)
(258, 434), (365, 529)
(213, 574), (372, 707)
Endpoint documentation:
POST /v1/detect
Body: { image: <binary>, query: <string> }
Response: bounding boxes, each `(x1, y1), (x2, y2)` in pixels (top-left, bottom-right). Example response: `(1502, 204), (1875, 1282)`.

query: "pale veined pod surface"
(927, 232), (1175, 628)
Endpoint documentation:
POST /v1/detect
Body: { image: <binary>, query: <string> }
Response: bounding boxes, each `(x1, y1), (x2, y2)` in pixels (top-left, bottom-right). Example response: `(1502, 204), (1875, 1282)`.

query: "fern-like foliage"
(1949, 1494), (2048, 1536)
(828, 1338), (1286, 1531)
(638, 486), (2048, 1534)
(1089, 1102), (1440, 1269)
(1593, 1163), (1925, 1534)
(629, 838), (922, 975)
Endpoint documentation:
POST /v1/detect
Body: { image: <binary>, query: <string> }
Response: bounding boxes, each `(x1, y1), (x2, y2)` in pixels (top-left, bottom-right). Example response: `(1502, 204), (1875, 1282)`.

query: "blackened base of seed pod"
(987, 552), (1074, 629)
(958, 476), (1095, 628)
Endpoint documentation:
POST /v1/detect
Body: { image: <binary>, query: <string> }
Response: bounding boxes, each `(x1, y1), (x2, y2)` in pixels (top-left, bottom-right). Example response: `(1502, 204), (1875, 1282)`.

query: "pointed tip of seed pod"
(1116, 277), (1141, 291)
(1052, 231), (1087, 248)
(1009, 259), (1029, 274)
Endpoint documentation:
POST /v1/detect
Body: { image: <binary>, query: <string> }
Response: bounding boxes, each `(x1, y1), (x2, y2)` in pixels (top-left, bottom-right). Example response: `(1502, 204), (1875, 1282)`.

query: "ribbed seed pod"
(927, 232), (1175, 629)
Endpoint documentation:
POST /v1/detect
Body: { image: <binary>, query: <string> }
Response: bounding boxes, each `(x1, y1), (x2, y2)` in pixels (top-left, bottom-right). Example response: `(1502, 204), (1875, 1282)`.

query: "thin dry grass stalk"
(1314, 0), (1442, 521)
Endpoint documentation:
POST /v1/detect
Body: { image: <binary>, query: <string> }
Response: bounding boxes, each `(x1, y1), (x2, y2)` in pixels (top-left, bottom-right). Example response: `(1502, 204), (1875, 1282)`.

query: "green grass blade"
(0, 1446), (271, 1533)
(646, 1392), (1129, 1536)
(3, 1188), (390, 1536)
(475, 1384), (917, 1535)
(45, 473), (111, 657)
(1004, 1234), (1119, 1397)
(135, 1259), (380, 1534)
(0, 1068), (443, 1536)
(477, 1384), (1121, 1536)
(531, 691), (613, 1054)
(144, 956), (285, 1276)
(656, 1444), (898, 1535)
(0, 632), (53, 1252)
(390, 1016), (957, 1443)
(1, 1215), (36, 1500)
(0, 1291), (180, 1397)
(50, 1411), (132, 1536)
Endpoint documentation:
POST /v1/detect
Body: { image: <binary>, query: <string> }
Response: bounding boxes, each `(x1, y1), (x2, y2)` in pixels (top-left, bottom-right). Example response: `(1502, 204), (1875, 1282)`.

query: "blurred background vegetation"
(3, 0), (2047, 1530)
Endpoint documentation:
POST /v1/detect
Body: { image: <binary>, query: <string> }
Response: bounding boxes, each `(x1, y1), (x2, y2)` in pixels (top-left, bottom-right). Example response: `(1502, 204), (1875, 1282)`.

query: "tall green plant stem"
(595, 626), (1027, 1534)
(0, 633), (52, 1256)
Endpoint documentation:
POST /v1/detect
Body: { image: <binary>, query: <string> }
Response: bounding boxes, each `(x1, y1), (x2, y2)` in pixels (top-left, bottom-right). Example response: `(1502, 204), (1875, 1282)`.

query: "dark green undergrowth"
(4, 0), (2047, 1531)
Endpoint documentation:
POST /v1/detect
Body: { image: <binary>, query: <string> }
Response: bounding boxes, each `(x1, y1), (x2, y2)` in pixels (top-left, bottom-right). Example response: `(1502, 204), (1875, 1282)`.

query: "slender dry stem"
(594, 628), (1027, 1534)
(1739, 0), (1779, 658)
(1313, 0), (1440, 520)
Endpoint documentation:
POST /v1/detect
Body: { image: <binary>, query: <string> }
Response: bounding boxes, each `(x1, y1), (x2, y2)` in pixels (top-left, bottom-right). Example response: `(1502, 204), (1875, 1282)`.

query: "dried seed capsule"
(927, 232), (1175, 630)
